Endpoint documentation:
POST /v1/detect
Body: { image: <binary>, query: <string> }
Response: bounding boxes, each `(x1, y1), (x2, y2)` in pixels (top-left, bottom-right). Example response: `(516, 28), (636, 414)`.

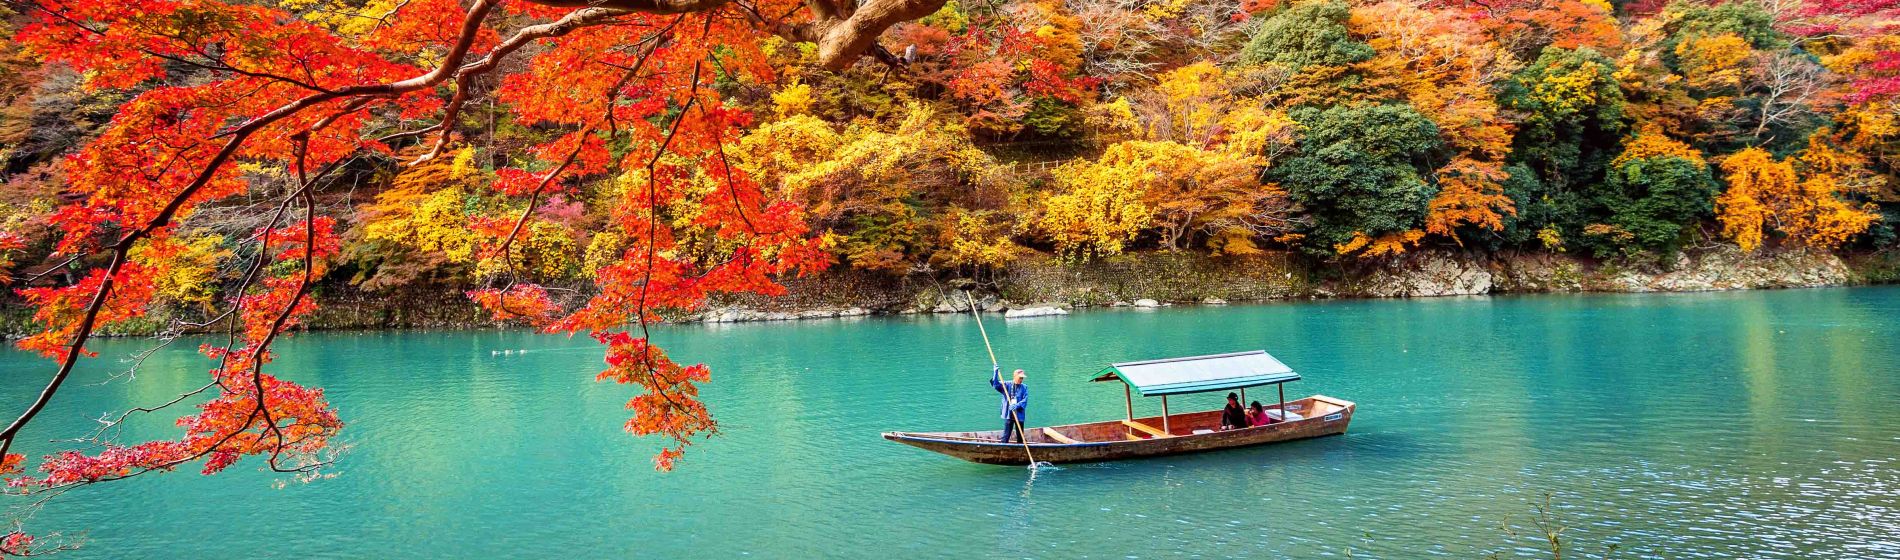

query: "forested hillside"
(4, 0), (1897, 299)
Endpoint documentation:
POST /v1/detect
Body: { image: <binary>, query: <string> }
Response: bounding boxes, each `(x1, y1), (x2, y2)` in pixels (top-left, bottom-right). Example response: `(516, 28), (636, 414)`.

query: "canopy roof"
(1091, 350), (1300, 397)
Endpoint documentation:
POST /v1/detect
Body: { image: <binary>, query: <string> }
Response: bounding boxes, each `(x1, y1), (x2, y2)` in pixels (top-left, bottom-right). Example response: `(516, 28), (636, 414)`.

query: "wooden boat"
(884, 350), (1355, 465)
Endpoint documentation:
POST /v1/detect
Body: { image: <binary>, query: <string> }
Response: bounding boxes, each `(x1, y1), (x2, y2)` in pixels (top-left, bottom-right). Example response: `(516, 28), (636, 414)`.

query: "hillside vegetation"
(4, 0), (1898, 306)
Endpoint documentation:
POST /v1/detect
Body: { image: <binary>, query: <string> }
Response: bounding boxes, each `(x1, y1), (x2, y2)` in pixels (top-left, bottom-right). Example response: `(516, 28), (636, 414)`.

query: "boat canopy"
(1091, 350), (1300, 397)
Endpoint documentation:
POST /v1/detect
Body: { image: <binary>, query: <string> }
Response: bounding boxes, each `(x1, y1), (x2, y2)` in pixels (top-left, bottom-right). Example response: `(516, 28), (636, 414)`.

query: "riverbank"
(690, 245), (1872, 322)
(4, 245), (1890, 335)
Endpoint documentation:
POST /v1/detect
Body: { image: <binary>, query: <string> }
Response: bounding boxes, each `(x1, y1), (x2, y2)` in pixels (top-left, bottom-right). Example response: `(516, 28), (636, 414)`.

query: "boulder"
(1132, 298), (1161, 308)
(696, 306), (872, 323)
(1356, 252), (1493, 297)
(1203, 297), (1228, 305)
(1004, 305), (1070, 318)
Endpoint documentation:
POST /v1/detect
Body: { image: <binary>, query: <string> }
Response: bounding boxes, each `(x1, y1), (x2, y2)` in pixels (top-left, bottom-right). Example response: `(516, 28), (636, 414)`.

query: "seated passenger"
(1220, 392), (1250, 430)
(1248, 401), (1277, 426)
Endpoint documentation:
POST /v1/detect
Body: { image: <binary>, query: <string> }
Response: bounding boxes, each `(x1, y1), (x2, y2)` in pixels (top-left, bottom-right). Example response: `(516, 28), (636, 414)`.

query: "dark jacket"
(1221, 402), (1250, 429)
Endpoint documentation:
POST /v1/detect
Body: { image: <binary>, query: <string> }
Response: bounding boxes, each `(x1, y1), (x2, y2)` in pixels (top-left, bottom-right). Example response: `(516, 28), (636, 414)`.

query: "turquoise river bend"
(4, 287), (1900, 558)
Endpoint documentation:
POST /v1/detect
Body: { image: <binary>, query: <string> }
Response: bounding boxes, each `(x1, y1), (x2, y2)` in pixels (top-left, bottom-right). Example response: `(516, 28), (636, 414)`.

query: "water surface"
(4, 287), (1899, 558)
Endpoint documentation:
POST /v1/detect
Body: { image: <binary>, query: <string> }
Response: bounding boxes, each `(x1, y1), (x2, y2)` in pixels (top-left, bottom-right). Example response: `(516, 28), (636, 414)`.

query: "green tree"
(1237, 1), (1373, 72)
(1655, 0), (1782, 56)
(1584, 132), (1718, 254)
(1497, 47), (1627, 246)
(1268, 103), (1444, 253)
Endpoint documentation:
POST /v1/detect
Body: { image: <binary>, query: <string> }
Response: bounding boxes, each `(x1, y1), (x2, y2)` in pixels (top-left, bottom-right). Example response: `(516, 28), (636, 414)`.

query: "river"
(2, 287), (1898, 558)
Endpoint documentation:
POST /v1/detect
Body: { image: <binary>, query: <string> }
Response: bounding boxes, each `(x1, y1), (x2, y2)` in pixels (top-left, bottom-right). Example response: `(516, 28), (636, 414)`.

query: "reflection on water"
(2, 287), (1899, 558)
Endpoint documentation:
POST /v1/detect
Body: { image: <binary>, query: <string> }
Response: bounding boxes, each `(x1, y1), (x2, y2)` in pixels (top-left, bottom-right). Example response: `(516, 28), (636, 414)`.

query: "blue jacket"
(990, 366), (1027, 420)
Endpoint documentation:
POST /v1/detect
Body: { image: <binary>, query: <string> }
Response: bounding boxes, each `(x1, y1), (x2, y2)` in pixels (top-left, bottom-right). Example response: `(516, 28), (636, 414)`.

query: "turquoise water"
(3, 287), (1900, 558)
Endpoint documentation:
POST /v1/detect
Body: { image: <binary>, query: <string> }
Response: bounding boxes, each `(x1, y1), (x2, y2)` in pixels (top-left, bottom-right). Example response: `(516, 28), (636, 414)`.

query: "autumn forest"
(0, 0), (1896, 552)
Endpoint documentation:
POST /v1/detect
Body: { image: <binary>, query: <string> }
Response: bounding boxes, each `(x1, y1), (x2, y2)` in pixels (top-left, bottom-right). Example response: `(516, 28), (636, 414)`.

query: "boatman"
(990, 366), (1029, 443)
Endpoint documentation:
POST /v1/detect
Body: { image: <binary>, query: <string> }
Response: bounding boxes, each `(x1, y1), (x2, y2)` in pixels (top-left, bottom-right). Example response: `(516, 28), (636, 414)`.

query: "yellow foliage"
(1017, 0), (1085, 70)
(362, 155), (483, 263)
(1216, 105), (1298, 161)
(1795, 134), (1888, 199)
(741, 104), (1010, 271)
(475, 221), (578, 279)
(129, 234), (231, 308)
(449, 147), (479, 180)
(1084, 97), (1141, 138)
(1839, 104), (1898, 152)
(1152, 62), (1229, 144)
(1675, 33), (1750, 91)
(1794, 174), (1880, 249)
(303, 0), (400, 37)
(918, 0), (969, 32)
(1040, 156), (1155, 258)
(1049, 139), (1293, 252)
(1714, 148), (1785, 251)
(1614, 127), (1706, 166)
(1350, 0), (1519, 162)
(1142, 0), (1193, 20)
(736, 114), (845, 195)
(365, 183), (478, 262)
(1717, 147), (1879, 252)
(1534, 66), (1605, 116)
(1125, 63), (1297, 159)
(936, 210), (1023, 270)
(1536, 226), (1564, 251)
(783, 105), (997, 193)
(771, 80), (815, 118)
(581, 231), (625, 279)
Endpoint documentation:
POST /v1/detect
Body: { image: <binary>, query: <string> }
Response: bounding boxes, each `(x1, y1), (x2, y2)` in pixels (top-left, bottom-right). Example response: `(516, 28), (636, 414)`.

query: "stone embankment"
(1344, 245), (1852, 297)
(680, 246), (1866, 323)
(12, 246), (1871, 336)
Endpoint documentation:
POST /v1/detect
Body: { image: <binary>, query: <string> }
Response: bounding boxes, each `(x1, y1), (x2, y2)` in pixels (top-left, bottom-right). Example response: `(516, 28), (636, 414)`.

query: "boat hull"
(883, 395), (1354, 465)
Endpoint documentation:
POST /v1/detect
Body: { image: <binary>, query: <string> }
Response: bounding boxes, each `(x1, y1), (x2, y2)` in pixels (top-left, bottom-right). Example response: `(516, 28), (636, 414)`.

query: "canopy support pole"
(1278, 384), (1286, 420)
(1160, 396), (1171, 434)
(1124, 384), (1133, 422)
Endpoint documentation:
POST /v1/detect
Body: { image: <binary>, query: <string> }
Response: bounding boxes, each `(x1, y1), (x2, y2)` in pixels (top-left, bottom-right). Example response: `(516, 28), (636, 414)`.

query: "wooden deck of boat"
(883, 395), (1354, 465)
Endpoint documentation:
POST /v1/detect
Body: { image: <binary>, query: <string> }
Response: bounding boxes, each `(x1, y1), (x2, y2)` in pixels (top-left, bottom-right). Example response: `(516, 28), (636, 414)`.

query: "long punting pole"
(965, 292), (1042, 468)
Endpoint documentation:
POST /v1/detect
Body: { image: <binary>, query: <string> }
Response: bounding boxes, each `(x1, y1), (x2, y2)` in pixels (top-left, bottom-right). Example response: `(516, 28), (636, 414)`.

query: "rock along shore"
(7, 246), (1881, 336)
(681, 245), (1866, 324)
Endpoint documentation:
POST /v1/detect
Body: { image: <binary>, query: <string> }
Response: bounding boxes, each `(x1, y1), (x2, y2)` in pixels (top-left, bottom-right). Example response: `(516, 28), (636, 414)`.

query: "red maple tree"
(0, 0), (946, 551)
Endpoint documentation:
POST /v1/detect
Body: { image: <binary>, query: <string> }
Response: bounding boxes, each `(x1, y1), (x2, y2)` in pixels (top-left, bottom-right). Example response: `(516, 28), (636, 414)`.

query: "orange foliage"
(1335, 230), (1426, 257)
(7, 0), (836, 533)
(1350, 1), (1518, 239)
(1483, 0), (1622, 55)
(1426, 158), (1516, 237)
(1717, 146), (1879, 251)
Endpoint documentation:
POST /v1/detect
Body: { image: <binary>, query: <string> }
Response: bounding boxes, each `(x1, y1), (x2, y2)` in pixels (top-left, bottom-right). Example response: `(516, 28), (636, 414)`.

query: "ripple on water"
(2, 288), (1900, 558)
